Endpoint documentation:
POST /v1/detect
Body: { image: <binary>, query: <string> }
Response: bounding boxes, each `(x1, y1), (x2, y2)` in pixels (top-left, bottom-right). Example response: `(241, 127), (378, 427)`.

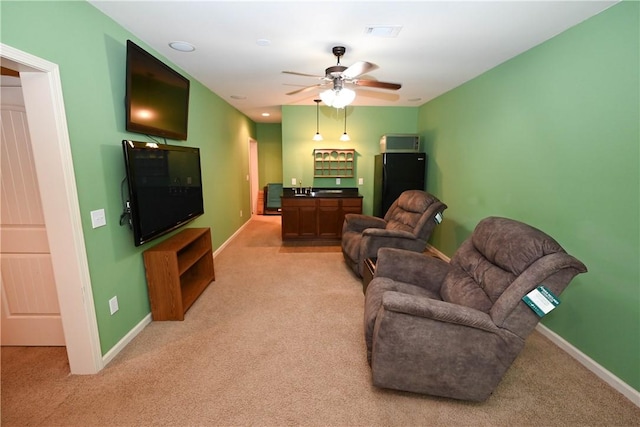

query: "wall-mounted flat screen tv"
(125, 40), (190, 140)
(122, 140), (204, 246)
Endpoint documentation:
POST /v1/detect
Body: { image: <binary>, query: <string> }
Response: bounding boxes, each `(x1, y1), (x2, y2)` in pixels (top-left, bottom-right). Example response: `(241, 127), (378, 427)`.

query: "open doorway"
(1, 44), (102, 374)
(249, 138), (259, 216)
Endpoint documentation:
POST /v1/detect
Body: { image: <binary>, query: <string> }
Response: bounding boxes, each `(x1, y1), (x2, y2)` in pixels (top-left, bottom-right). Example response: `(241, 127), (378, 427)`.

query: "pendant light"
(312, 99), (323, 141)
(340, 107), (350, 141)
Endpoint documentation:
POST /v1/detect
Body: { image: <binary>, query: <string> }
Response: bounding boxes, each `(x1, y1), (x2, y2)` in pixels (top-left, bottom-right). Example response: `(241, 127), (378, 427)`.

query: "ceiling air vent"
(364, 26), (402, 38)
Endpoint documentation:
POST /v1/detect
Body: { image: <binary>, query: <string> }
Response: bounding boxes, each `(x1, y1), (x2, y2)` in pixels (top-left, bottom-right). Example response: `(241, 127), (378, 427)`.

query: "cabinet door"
(281, 198), (317, 239)
(281, 206), (300, 239)
(298, 206), (318, 237)
(318, 199), (341, 238)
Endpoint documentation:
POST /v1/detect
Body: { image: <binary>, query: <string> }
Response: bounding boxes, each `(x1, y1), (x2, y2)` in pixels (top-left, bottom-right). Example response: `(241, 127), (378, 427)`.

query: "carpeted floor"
(2, 215), (639, 426)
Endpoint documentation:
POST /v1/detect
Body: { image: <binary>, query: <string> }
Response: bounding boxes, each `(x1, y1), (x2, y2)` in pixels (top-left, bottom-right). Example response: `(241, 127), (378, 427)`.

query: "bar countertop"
(281, 187), (362, 198)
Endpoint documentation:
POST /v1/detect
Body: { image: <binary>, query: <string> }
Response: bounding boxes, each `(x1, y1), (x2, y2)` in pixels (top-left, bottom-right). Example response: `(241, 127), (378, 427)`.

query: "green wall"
(2, 1), (256, 354)
(282, 105), (418, 214)
(256, 123), (283, 188)
(418, 2), (639, 391)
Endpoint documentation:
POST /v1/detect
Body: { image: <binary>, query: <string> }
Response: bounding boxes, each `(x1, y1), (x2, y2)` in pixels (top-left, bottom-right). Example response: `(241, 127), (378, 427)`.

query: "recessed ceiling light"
(256, 38), (271, 47)
(230, 95), (247, 100)
(261, 113), (270, 117)
(364, 26), (402, 38)
(169, 41), (195, 52)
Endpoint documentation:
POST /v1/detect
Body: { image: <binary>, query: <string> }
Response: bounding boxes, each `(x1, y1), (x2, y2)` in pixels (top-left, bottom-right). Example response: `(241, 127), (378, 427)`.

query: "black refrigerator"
(373, 152), (427, 217)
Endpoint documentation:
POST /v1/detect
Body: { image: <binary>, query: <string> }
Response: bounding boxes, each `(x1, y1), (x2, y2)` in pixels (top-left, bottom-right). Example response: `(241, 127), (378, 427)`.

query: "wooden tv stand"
(142, 227), (215, 321)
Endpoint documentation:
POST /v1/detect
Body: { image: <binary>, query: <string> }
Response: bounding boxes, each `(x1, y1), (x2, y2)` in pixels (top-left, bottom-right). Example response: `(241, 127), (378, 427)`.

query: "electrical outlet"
(291, 178), (297, 186)
(109, 296), (119, 315)
(358, 178), (364, 185)
(336, 178), (341, 185)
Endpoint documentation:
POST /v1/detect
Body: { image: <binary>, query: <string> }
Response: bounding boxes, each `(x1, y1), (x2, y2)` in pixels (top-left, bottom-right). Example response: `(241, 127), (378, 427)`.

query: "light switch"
(109, 296), (119, 315)
(292, 178), (297, 186)
(358, 178), (364, 185)
(336, 178), (341, 185)
(90, 209), (106, 228)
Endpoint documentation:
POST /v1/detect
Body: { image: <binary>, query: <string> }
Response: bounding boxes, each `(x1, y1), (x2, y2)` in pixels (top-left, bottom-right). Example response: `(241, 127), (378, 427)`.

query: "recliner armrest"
(381, 291), (499, 333)
(362, 228), (415, 239)
(361, 230), (428, 262)
(343, 214), (387, 234)
(375, 248), (449, 293)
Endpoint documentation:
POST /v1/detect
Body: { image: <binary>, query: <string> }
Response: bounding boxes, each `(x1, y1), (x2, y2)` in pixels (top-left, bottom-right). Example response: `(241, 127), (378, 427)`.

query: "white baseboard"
(102, 313), (152, 366)
(536, 324), (640, 407)
(212, 218), (252, 258)
(425, 244), (450, 262)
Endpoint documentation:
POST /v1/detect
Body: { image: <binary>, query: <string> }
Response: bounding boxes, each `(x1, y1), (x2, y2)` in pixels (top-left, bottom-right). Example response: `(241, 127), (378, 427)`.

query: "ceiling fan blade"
(286, 84), (325, 95)
(343, 61), (378, 79)
(353, 88), (401, 102)
(353, 79), (402, 90)
(282, 71), (324, 78)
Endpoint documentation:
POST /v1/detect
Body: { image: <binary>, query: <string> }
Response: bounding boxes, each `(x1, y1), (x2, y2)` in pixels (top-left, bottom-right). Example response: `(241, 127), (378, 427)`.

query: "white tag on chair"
(522, 286), (560, 317)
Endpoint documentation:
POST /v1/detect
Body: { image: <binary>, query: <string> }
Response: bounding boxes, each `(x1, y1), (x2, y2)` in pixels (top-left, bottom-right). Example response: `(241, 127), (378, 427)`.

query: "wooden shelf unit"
(143, 228), (215, 321)
(313, 149), (355, 178)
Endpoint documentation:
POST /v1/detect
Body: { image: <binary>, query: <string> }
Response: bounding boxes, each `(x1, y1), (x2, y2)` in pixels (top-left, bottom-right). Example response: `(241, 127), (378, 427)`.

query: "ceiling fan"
(282, 46), (401, 107)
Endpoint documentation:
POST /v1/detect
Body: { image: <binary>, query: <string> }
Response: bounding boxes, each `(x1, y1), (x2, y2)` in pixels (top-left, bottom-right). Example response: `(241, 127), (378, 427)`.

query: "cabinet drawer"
(282, 198), (316, 207)
(342, 198), (362, 207)
(318, 199), (339, 207)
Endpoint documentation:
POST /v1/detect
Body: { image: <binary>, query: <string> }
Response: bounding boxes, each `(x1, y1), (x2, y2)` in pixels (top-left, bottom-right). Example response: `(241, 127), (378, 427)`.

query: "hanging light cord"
(313, 99), (323, 141)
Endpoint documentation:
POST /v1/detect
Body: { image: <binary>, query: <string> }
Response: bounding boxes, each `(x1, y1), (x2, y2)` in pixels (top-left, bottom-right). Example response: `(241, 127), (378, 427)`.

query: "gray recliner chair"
(341, 190), (447, 277)
(364, 216), (587, 401)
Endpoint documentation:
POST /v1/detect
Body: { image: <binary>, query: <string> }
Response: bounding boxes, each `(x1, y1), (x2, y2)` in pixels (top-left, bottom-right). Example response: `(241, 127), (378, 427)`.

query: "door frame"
(1, 43), (103, 374)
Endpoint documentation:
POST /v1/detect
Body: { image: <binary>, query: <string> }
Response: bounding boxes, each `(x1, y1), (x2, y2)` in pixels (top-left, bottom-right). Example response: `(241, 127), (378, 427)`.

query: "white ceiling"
(89, 0), (617, 124)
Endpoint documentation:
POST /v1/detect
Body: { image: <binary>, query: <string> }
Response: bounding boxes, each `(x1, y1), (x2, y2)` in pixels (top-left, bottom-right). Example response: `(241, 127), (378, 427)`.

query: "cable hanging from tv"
(119, 176), (132, 229)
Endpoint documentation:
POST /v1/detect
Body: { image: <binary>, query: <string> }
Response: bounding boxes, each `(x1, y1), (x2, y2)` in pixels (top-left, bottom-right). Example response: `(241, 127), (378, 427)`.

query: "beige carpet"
(2, 215), (639, 426)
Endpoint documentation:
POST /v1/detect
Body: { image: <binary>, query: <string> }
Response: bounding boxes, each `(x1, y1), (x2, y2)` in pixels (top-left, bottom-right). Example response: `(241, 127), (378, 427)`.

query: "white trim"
(102, 314), (152, 366)
(426, 243), (450, 262)
(1, 43), (103, 374)
(536, 324), (640, 407)
(213, 219), (252, 259)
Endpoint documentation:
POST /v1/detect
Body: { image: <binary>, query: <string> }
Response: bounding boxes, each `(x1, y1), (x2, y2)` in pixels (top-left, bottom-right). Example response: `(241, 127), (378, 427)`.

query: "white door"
(0, 83), (64, 346)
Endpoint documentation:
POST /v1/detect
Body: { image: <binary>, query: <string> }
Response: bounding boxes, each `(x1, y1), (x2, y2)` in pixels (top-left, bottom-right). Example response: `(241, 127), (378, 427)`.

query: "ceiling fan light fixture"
(320, 87), (355, 109)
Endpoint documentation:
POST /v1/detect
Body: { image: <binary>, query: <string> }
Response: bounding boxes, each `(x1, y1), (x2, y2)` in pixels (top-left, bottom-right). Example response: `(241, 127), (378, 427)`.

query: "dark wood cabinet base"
(281, 191), (362, 241)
